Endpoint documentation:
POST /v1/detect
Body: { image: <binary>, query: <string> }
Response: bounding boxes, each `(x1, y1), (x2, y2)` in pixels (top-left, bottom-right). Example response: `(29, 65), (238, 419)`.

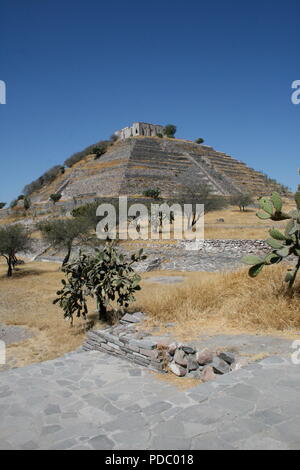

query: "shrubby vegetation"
(142, 188), (161, 199)
(163, 124), (177, 138)
(195, 138), (205, 144)
(23, 165), (65, 196)
(54, 243), (146, 323)
(243, 191), (300, 291)
(0, 225), (31, 276)
(37, 217), (91, 266)
(230, 193), (254, 212)
(50, 193), (62, 205)
(0, 202), (6, 209)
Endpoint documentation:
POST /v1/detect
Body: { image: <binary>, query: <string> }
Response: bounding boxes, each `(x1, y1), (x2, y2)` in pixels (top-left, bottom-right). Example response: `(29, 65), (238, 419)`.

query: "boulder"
(169, 362), (187, 377)
(174, 349), (188, 367)
(201, 365), (216, 382)
(187, 354), (199, 372)
(167, 342), (177, 356)
(181, 346), (196, 355)
(212, 357), (230, 374)
(217, 351), (235, 365)
(196, 348), (213, 365)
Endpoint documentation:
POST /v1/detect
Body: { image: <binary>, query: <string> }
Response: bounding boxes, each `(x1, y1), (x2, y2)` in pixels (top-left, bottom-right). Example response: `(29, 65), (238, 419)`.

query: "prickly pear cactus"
(54, 243), (147, 324)
(242, 191), (300, 290)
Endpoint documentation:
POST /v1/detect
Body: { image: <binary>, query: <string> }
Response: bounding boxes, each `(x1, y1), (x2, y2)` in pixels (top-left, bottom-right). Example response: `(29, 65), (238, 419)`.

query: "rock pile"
(167, 344), (236, 381)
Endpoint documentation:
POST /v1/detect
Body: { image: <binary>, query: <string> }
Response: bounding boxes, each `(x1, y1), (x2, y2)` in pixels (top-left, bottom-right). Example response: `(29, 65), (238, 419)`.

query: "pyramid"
(30, 136), (288, 205)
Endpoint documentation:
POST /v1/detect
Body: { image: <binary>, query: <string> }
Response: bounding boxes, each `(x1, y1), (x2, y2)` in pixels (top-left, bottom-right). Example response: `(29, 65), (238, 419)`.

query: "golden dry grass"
(136, 265), (300, 341)
(0, 261), (104, 368)
(0, 258), (299, 370)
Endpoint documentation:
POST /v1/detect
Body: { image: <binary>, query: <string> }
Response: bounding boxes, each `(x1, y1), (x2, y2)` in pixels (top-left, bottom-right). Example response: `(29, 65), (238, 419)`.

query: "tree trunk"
(97, 299), (107, 322)
(62, 244), (72, 266)
(7, 256), (13, 277)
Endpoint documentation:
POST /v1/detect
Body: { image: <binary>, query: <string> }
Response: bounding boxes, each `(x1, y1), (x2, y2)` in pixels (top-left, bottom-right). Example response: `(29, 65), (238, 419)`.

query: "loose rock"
(169, 362), (187, 377)
(201, 365), (216, 382)
(196, 348), (213, 365)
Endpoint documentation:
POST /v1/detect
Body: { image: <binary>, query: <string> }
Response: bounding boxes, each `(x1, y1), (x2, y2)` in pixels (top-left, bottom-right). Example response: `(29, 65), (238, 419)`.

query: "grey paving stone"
(142, 401), (172, 416)
(88, 434), (115, 450)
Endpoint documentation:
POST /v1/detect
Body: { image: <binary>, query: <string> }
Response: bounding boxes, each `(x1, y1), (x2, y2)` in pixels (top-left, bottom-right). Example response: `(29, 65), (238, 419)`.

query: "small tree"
(142, 188), (161, 200)
(110, 133), (118, 143)
(242, 191), (300, 291)
(195, 138), (205, 144)
(54, 244), (146, 323)
(0, 203), (6, 209)
(50, 193), (62, 205)
(10, 199), (17, 209)
(163, 124), (177, 138)
(0, 225), (31, 276)
(230, 193), (254, 212)
(23, 196), (31, 211)
(38, 217), (91, 266)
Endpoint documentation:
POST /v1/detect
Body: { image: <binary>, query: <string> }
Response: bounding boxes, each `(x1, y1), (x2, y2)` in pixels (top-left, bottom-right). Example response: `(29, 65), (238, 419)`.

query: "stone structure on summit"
(115, 122), (165, 140)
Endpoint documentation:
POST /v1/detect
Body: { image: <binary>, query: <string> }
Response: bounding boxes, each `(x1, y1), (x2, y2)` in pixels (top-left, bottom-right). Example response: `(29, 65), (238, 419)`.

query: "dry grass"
(1, 258), (299, 370)
(136, 265), (300, 340)
(0, 261), (104, 368)
(203, 202), (293, 239)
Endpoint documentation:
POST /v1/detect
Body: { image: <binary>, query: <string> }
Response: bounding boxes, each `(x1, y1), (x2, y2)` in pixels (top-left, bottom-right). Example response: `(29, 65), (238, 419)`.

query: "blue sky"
(0, 0), (299, 204)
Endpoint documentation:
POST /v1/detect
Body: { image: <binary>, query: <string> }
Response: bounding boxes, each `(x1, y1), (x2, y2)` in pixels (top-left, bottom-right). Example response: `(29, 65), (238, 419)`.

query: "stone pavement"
(0, 350), (299, 450)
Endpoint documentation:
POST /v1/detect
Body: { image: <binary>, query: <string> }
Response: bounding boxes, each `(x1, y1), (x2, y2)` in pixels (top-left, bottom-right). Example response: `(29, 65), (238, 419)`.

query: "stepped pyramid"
(31, 137), (287, 205)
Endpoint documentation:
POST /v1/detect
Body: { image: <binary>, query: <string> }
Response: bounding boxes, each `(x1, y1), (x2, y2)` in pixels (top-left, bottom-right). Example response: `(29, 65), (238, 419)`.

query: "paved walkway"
(0, 351), (299, 450)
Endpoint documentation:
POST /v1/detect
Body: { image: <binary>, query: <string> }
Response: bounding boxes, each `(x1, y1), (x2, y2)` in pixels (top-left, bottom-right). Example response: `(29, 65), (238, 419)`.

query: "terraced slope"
(30, 137), (288, 205)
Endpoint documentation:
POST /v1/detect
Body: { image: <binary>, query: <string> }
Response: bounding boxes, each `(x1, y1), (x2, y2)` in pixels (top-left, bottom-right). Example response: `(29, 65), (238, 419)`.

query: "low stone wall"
(83, 312), (166, 371)
(83, 312), (240, 382)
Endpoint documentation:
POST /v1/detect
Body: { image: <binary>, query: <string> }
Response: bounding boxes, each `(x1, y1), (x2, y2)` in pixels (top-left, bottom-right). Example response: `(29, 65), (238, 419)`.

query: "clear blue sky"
(1, 0), (299, 204)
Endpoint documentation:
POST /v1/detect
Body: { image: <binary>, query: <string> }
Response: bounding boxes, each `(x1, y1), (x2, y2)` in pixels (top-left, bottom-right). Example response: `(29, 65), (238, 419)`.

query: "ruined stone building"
(115, 122), (165, 140)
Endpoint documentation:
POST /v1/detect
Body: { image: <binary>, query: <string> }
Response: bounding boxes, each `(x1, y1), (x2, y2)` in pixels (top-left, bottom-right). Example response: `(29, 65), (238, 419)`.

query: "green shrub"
(142, 188), (161, 199)
(0, 225), (31, 276)
(0, 202), (6, 209)
(50, 193), (62, 205)
(230, 193), (254, 211)
(37, 217), (91, 266)
(163, 124), (177, 138)
(195, 138), (204, 144)
(54, 243), (146, 323)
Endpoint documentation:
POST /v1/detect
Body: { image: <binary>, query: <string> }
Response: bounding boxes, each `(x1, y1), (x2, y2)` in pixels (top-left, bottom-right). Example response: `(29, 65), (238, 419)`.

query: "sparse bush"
(93, 142), (109, 160)
(0, 202), (6, 209)
(230, 193), (254, 211)
(157, 133), (163, 138)
(163, 124), (177, 138)
(0, 225), (31, 276)
(37, 217), (91, 266)
(110, 133), (118, 143)
(23, 196), (31, 211)
(64, 140), (110, 167)
(23, 165), (65, 195)
(142, 188), (161, 199)
(54, 243), (146, 323)
(17, 195), (24, 200)
(10, 199), (17, 209)
(50, 193), (62, 205)
(242, 191), (300, 291)
(195, 138), (205, 144)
